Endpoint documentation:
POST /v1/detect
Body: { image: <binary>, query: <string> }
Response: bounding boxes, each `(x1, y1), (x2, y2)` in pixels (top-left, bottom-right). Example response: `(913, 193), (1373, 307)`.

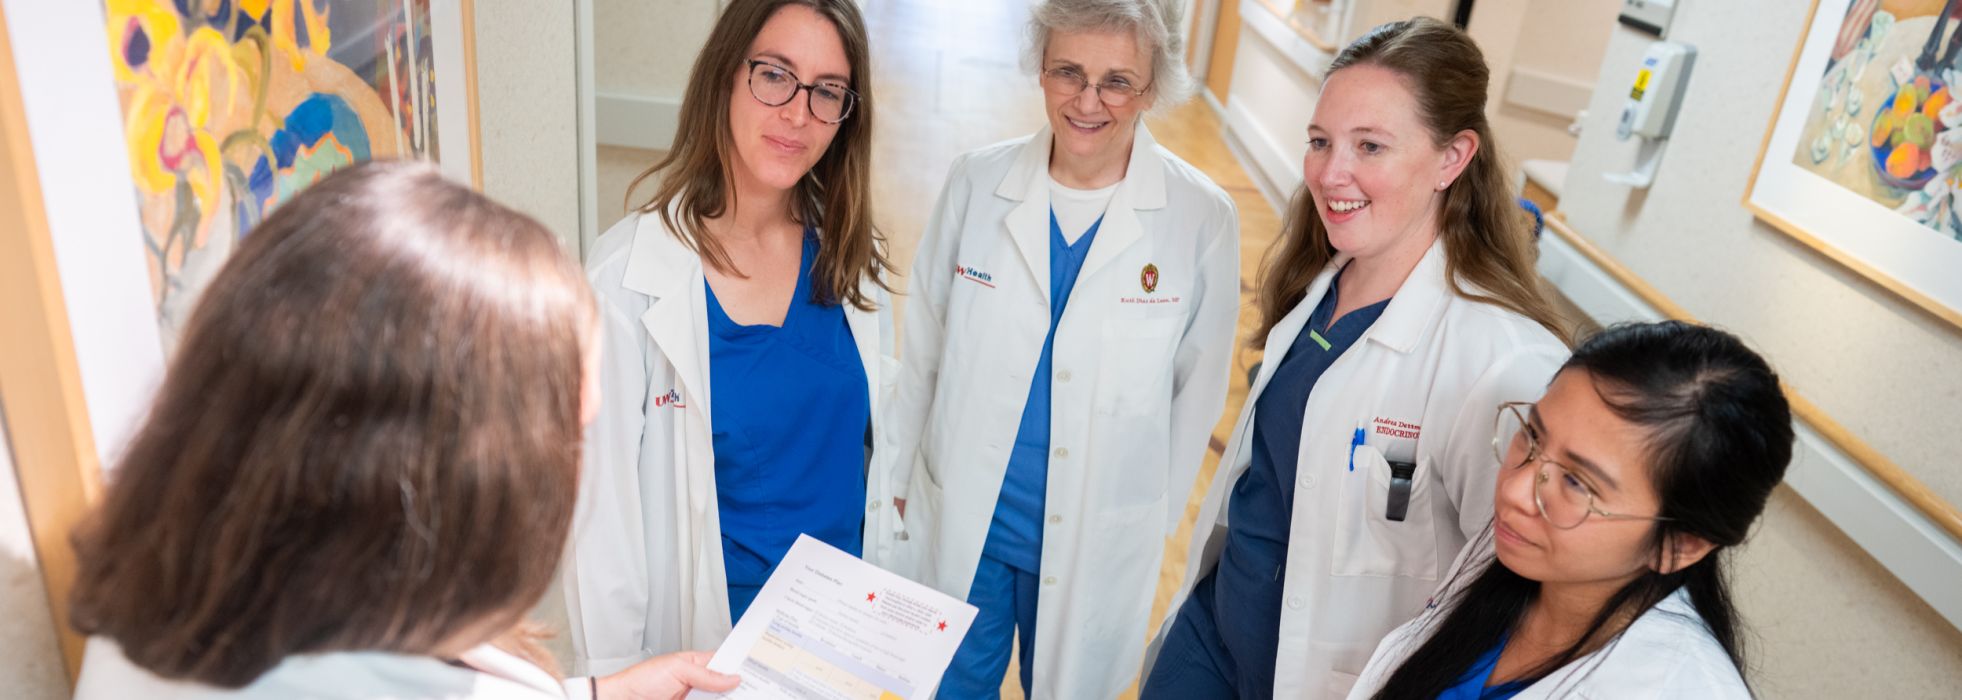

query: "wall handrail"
(1249, 0), (1338, 53)
(1543, 212), (1962, 545)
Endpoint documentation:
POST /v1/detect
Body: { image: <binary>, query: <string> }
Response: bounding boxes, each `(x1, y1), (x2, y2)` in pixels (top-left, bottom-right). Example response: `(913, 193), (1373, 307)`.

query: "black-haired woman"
(1348, 321), (1793, 699)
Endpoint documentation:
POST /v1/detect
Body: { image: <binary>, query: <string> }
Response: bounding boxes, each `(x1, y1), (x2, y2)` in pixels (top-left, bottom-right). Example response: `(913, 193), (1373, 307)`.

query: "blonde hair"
(1256, 17), (1570, 345)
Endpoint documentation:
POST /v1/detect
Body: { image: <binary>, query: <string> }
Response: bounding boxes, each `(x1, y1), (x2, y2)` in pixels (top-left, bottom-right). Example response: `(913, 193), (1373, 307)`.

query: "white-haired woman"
(882, 0), (1240, 696)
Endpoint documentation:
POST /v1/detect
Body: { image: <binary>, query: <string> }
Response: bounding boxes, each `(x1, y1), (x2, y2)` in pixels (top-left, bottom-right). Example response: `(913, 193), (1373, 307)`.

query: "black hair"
(1373, 321), (1793, 699)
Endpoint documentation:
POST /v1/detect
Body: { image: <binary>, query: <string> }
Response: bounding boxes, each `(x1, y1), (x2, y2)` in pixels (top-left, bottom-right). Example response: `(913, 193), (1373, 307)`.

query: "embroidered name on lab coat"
(1372, 417), (1421, 440)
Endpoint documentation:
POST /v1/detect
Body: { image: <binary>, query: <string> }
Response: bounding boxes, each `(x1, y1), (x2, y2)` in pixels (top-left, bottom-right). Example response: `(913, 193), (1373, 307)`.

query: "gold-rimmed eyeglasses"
(1492, 401), (1672, 530)
(1040, 66), (1151, 108)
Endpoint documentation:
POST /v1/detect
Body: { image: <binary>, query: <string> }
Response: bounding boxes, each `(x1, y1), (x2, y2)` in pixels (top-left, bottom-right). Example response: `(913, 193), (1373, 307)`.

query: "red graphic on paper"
(866, 592), (877, 602)
(937, 620), (948, 631)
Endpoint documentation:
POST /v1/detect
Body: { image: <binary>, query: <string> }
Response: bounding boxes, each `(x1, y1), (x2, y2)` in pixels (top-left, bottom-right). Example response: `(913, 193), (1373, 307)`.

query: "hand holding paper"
(688, 535), (976, 700)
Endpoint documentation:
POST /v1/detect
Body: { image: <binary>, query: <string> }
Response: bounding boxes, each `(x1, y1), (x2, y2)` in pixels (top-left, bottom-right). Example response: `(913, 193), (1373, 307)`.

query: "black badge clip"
(1385, 460), (1417, 522)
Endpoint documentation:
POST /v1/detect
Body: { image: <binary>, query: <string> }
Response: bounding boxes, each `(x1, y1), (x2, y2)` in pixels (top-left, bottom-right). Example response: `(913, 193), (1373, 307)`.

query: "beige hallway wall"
(1557, 1), (1962, 695)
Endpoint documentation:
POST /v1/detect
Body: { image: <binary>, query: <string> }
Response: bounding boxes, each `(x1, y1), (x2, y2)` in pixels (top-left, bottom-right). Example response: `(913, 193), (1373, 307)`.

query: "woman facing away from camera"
(67, 161), (738, 699)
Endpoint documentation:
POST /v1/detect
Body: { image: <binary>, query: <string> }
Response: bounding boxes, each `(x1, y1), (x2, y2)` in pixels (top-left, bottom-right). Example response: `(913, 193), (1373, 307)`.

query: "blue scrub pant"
(938, 553), (1038, 699)
(1140, 572), (1259, 699)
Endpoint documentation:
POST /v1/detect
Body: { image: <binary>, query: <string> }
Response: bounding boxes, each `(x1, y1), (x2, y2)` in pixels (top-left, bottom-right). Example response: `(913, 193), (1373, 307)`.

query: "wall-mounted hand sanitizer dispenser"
(1607, 41), (1696, 188)
(1618, 42), (1696, 141)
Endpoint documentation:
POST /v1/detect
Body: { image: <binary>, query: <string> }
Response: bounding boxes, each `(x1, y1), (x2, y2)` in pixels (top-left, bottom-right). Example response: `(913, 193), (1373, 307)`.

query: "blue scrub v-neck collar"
(704, 228), (817, 335)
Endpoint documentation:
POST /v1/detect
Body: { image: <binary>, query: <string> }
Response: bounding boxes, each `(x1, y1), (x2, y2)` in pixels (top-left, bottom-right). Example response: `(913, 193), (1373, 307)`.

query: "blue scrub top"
(1211, 269), (1389, 688)
(1439, 632), (1528, 700)
(705, 230), (869, 620)
(980, 209), (1103, 573)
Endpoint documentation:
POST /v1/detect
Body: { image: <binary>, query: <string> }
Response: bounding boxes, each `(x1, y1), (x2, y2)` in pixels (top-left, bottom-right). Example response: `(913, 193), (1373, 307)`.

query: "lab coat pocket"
(1085, 498), (1165, 640)
(1096, 316), (1181, 417)
(1331, 446), (1440, 579)
(895, 473), (944, 584)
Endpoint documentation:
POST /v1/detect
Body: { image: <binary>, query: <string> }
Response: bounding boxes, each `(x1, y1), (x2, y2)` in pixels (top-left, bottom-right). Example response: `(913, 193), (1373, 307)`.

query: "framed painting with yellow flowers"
(101, 0), (481, 352)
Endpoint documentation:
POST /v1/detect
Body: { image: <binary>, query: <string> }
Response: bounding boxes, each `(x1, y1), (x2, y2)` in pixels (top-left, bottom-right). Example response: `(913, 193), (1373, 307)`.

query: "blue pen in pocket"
(1348, 427), (1366, 472)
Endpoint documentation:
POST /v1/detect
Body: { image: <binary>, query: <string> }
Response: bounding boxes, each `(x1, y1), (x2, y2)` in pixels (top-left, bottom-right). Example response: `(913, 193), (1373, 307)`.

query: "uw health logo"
(652, 389), (687, 409)
(955, 264), (996, 288)
(1140, 263), (1160, 293)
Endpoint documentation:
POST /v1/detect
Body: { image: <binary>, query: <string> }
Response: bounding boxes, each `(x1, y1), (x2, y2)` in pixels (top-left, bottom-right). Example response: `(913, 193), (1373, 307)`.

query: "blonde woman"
(566, 0), (900, 677)
(1144, 18), (1572, 699)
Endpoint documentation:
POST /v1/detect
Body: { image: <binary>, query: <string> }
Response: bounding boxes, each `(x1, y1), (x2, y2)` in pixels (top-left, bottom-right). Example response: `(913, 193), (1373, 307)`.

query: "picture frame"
(0, 0), (481, 679)
(97, 0), (483, 353)
(1746, 0), (1962, 329)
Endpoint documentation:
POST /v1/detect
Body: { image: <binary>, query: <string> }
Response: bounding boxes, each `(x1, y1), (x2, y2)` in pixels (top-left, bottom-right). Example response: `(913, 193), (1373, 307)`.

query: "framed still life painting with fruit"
(1749, 0), (1962, 328)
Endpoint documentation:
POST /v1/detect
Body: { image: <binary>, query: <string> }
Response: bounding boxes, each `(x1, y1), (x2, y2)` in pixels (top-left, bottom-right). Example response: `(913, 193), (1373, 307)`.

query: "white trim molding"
(596, 92), (682, 152)
(1538, 227), (1962, 634)
(1237, 0), (1335, 79)
(1222, 97), (1299, 210)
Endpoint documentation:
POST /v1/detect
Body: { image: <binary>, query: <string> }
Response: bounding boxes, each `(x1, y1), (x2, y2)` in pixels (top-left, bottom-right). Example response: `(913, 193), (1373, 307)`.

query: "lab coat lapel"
(996, 128), (1055, 302)
(1247, 256), (1347, 401)
(1079, 124), (1167, 280)
(1358, 240), (1450, 354)
(622, 214), (712, 418)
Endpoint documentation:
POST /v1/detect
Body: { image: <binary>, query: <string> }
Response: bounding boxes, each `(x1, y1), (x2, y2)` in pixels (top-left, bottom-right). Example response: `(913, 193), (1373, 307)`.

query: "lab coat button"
(1048, 514), (1062, 524)
(869, 500), (882, 512)
(1043, 576), (1058, 585)
(1287, 596), (1305, 610)
(1057, 369), (1073, 382)
(1053, 447), (1069, 459)
(1298, 474), (1317, 489)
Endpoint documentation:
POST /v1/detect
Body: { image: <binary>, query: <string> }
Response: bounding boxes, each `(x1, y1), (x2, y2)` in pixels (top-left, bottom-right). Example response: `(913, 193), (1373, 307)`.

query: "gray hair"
(1025, 0), (1195, 112)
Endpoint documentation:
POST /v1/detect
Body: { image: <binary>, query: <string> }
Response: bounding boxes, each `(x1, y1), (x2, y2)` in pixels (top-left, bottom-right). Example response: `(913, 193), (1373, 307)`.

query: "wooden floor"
(860, 1), (1283, 695)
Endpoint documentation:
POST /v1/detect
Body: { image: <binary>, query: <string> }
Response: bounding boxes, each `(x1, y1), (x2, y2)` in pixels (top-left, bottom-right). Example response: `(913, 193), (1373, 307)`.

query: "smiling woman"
(1142, 17), (1572, 699)
(881, 1), (1242, 697)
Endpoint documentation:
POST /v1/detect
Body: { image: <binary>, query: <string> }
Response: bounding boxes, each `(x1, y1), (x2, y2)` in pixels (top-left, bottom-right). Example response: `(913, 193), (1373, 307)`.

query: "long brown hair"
(67, 162), (596, 687)
(1254, 17), (1568, 344)
(626, 0), (888, 310)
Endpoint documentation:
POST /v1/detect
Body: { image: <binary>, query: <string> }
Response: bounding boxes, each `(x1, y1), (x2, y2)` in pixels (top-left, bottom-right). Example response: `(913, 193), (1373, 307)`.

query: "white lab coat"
(563, 211), (901, 676)
(885, 124), (1240, 698)
(1345, 552), (1750, 699)
(74, 637), (591, 699)
(1145, 241), (1569, 698)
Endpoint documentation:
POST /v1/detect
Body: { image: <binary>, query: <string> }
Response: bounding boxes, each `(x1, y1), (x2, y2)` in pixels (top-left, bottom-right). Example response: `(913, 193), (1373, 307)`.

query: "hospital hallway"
(580, 0), (1962, 694)
(10, 0), (1962, 697)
